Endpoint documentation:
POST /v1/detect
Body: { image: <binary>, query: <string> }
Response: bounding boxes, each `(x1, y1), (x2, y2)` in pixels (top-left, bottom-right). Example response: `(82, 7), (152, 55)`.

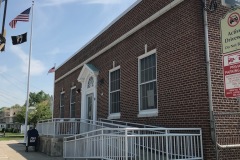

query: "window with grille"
(70, 87), (76, 118)
(60, 92), (65, 118)
(109, 66), (120, 115)
(139, 51), (157, 111)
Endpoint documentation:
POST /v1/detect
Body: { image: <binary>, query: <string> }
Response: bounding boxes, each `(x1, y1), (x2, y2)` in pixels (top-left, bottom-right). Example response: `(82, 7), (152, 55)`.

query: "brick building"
(0, 107), (20, 130)
(53, 0), (240, 159)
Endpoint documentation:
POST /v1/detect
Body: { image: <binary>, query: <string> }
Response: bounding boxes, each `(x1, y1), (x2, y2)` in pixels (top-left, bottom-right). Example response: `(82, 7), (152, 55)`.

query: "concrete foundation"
(39, 136), (63, 157)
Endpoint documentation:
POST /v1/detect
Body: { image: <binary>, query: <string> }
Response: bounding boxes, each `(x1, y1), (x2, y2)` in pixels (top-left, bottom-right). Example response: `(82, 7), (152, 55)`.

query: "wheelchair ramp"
(64, 124), (203, 160)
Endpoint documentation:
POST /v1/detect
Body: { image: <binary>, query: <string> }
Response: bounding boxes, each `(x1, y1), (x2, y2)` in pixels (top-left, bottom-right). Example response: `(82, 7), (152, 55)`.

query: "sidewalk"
(0, 140), (64, 160)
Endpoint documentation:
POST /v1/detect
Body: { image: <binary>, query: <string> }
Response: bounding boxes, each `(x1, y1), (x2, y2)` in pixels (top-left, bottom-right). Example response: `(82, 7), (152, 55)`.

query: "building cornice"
(55, 0), (184, 83)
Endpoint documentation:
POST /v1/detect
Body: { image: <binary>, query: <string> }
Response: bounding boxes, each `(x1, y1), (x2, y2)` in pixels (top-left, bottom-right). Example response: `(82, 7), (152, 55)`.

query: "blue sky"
(0, 0), (137, 108)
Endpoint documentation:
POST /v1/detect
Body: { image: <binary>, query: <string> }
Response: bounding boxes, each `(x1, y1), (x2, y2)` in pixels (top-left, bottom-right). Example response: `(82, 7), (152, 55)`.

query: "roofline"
(56, 0), (142, 71)
(55, 0), (184, 83)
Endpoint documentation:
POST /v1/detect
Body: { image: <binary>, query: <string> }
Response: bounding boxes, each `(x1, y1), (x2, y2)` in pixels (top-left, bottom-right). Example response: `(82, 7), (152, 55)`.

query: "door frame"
(86, 93), (94, 120)
(78, 64), (99, 124)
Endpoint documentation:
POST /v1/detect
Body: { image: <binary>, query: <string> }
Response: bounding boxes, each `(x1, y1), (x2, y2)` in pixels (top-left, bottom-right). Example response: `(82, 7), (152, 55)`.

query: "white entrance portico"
(77, 64), (99, 124)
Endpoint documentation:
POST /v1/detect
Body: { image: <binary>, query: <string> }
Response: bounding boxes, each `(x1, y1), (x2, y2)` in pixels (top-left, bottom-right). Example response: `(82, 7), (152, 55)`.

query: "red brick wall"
(54, 69), (82, 118)
(207, 1), (240, 112)
(55, 0), (174, 79)
(54, 0), (240, 159)
(207, 0), (240, 159)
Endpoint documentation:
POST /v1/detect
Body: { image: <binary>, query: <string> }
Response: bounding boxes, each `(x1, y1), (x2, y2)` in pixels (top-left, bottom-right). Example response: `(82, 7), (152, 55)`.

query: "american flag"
(48, 66), (55, 74)
(9, 7), (31, 29)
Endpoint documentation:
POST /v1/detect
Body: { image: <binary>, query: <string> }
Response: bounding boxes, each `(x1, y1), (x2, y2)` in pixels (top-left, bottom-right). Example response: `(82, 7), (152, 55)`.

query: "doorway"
(78, 64), (99, 132)
(86, 93), (94, 120)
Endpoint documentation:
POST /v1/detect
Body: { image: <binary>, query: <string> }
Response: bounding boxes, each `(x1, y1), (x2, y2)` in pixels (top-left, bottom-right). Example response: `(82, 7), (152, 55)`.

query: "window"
(60, 92), (65, 118)
(138, 49), (157, 117)
(87, 77), (94, 88)
(109, 66), (120, 118)
(70, 87), (76, 118)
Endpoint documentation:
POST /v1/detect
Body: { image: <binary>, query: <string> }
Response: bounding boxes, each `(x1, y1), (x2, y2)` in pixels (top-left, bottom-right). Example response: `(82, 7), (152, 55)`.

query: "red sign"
(228, 12), (240, 27)
(223, 52), (240, 97)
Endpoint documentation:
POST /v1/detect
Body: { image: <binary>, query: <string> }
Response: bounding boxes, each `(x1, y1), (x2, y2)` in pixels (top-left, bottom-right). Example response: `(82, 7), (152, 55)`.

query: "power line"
(0, 88), (26, 101)
(0, 92), (25, 106)
(0, 74), (26, 91)
(2, 72), (52, 93)
(0, 98), (14, 107)
(3, 72), (27, 85)
(0, 91), (24, 102)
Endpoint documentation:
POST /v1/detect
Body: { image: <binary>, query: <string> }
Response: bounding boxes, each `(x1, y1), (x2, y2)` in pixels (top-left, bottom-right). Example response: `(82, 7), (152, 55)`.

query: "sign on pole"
(221, 8), (240, 54)
(223, 52), (240, 97)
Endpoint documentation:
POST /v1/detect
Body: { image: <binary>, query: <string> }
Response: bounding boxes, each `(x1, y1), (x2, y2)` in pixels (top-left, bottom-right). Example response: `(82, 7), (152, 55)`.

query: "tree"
(28, 90), (51, 106)
(15, 106), (26, 124)
(11, 104), (21, 109)
(16, 91), (52, 124)
(29, 100), (52, 125)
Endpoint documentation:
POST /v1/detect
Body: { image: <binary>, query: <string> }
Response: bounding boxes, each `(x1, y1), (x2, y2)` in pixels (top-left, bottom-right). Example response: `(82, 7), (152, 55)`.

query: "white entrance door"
(78, 64), (99, 133)
(86, 93), (94, 120)
(86, 93), (94, 132)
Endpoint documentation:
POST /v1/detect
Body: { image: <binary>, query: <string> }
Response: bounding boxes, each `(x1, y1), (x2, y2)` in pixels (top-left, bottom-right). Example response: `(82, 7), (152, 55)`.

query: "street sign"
(223, 52), (240, 97)
(221, 8), (240, 54)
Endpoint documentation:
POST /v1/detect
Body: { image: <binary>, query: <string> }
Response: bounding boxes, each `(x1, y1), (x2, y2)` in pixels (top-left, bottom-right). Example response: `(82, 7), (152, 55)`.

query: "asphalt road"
(0, 140), (64, 160)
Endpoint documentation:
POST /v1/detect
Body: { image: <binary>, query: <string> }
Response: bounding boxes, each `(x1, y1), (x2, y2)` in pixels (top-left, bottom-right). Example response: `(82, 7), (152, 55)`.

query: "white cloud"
(41, 0), (121, 6)
(10, 46), (46, 76)
(0, 66), (7, 74)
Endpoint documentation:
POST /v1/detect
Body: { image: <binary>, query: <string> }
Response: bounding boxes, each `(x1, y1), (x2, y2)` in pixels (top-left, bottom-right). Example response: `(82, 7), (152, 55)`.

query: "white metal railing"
(37, 118), (82, 136)
(64, 128), (203, 160)
(37, 118), (139, 136)
(99, 118), (161, 128)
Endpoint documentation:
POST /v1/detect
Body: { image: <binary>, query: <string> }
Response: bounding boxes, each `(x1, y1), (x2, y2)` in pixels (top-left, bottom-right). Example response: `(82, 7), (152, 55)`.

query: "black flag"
(11, 32), (27, 45)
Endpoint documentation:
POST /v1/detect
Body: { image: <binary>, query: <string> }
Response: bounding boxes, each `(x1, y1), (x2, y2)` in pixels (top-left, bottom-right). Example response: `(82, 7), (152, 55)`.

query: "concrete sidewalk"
(0, 140), (64, 160)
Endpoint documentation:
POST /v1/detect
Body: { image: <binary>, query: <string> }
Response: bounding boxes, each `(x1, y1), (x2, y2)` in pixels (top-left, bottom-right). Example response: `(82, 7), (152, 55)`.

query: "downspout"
(203, 0), (217, 159)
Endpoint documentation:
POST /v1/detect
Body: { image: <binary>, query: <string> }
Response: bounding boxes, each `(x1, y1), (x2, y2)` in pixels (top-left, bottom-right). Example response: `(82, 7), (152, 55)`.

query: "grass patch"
(4, 132), (24, 136)
(0, 132), (24, 141)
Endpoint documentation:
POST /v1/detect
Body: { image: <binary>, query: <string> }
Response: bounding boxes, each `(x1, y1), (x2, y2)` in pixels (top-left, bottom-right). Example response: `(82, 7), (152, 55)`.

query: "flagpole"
(1, 0), (7, 34)
(24, 0), (34, 146)
(52, 63), (56, 120)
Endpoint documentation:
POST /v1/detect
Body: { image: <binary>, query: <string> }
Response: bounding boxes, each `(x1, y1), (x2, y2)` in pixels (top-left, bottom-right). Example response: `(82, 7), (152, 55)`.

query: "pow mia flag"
(11, 32), (27, 45)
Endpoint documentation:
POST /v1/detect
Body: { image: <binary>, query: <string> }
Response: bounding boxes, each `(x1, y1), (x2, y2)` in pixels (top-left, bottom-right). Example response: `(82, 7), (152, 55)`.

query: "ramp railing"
(37, 118), (81, 136)
(99, 118), (160, 128)
(37, 118), (134, 136)
(64, 127), (203, 160)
